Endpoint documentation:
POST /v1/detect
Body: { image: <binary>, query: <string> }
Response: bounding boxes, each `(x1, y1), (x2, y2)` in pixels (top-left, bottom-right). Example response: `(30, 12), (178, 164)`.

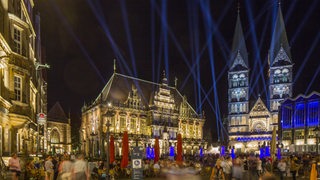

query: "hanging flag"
(154, 137), (160, 163)
(121, 131), (129, 168)
(176, 133), (183, 164)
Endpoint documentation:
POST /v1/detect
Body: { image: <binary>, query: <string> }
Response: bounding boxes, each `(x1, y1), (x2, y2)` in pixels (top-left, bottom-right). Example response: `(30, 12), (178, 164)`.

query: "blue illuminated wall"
(282, 105), (292, 129)
(281, 92), (320, 129)
(307, 101), (319, 126)
(294, 103), (305, 128)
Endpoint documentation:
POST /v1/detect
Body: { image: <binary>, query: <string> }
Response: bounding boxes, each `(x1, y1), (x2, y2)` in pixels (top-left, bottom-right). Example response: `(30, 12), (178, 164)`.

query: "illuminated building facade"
(80, 69), (206, 158)
(47, 102), (72, 153)
(228, 5), (293, 152)
(280, 92), (320, 152)
(0, 0), (49, 156)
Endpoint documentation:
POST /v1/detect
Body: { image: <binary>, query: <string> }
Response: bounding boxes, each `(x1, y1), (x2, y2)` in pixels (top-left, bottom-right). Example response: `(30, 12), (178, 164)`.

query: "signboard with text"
(132, 146), (143, 180)
(37, 113), (46, 123)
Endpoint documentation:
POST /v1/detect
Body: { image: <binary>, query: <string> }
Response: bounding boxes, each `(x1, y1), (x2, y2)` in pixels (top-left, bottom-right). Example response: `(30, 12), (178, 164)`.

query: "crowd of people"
(7, 153), (90, 180)
(208, 153), (318, 180)
(4, 152), (320, 180)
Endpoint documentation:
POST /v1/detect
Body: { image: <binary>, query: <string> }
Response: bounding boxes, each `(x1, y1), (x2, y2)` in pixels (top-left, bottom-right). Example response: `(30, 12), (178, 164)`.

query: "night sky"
(34, 0), (320, 141)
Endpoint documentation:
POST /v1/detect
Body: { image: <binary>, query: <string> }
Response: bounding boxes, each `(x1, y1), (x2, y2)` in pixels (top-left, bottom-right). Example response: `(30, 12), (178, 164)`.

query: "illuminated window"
(14, 75), (22, 101)
(13, 27), (22, 54)
(120, 117), (125, 130)
(51, 130), (60, 144)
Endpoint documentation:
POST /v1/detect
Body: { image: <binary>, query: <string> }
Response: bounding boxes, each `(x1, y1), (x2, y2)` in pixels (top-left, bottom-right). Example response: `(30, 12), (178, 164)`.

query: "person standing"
(8, 153), (21, 180)
(290, 156), (300, 180)
(256, 156), (262, 177)
(45, 156), (54, 180)
(247, 154), (257, 180)
(277, 158), (287, 180)
(72, 154), (89, 180)
(210, 160), (224, 180)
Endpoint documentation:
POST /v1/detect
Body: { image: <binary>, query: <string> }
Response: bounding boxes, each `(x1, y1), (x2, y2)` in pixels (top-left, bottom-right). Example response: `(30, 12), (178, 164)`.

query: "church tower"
(269, 3), (293, 125)
(228, 9), (249, 134)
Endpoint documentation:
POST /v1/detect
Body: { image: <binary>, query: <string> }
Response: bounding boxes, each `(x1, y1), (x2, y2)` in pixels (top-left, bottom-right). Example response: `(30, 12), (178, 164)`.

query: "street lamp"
(104, 103), (115, 180)
(90, 132), (97, 159)
(313, 126), (320, 154)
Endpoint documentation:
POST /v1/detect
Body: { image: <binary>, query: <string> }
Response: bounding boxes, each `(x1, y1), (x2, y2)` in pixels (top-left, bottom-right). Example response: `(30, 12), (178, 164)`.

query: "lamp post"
(104, 103), (115, 180)
(313, 126), (320, 154)
(90, 132), (97, 159)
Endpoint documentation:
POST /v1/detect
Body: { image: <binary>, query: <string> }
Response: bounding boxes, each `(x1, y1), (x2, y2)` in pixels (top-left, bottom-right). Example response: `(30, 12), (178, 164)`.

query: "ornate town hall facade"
(80, 70), (206, 158)
(228, 5), (293, 152)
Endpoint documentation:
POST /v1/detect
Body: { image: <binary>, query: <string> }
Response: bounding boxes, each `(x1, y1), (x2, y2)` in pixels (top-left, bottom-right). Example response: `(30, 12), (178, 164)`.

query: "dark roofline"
(92, 72), (200, 116)
(281, 91), (320, 104)
(270, 4), (291, 65)
(230, 11), (248, 69)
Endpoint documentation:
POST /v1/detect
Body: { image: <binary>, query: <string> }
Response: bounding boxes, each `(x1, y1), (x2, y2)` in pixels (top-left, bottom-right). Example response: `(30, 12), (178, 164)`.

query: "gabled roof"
(270, 4), (292, 66)
(93, 73), (199, 116)
(47, 102), (69, 123)
(230, 12), (248, 71)
(249, 97), (270, 116)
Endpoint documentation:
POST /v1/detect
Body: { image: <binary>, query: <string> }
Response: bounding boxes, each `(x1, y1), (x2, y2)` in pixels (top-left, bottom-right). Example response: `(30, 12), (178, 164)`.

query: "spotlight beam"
(86, 0), (133, 76)
(49, 0), (106, 84)
(289, 0), (318, 45)
(120, 0), (138, 76)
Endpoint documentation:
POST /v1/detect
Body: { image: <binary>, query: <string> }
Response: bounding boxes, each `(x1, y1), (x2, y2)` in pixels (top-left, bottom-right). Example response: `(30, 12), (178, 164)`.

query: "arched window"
(232, 74), (239, 87)
(232, 74), (238, 79)
(51, 129), (60, 144)
(282, 68), (289, 74)
(274, 69), (281, 83)
(282, 69), (289, 82)
(239, 74), (245, 86)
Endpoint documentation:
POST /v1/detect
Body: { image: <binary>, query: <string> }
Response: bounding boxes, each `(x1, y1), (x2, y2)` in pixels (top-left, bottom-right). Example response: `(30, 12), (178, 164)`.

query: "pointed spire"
(161, 70), (168, 85)
(174, 77), (178, 88)
(270, 3), (291, 66)
(237, 1), (240, 15)
(230, 4), (248, 70)
(113, 59), (116, 73)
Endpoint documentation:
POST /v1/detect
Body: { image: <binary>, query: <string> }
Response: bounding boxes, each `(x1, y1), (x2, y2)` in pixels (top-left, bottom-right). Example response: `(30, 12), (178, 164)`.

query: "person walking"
(233, 156), (242, 180)
(8, 153), (21, 180)
(256, 156), (262, 177)
(58, 156), (73, 180)
(45, 156), (54, 180)
(72, 154), (89, 180)
(222, 156), (233, 180)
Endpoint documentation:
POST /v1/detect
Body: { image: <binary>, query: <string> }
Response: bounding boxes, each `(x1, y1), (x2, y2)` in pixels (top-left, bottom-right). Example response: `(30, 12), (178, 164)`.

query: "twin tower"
(228, 4), (293, 151)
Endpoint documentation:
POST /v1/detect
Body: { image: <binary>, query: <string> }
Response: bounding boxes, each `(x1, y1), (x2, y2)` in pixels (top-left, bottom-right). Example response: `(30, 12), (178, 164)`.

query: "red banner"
(176, 133), (183, 164)
(121, 131), (129, 168)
